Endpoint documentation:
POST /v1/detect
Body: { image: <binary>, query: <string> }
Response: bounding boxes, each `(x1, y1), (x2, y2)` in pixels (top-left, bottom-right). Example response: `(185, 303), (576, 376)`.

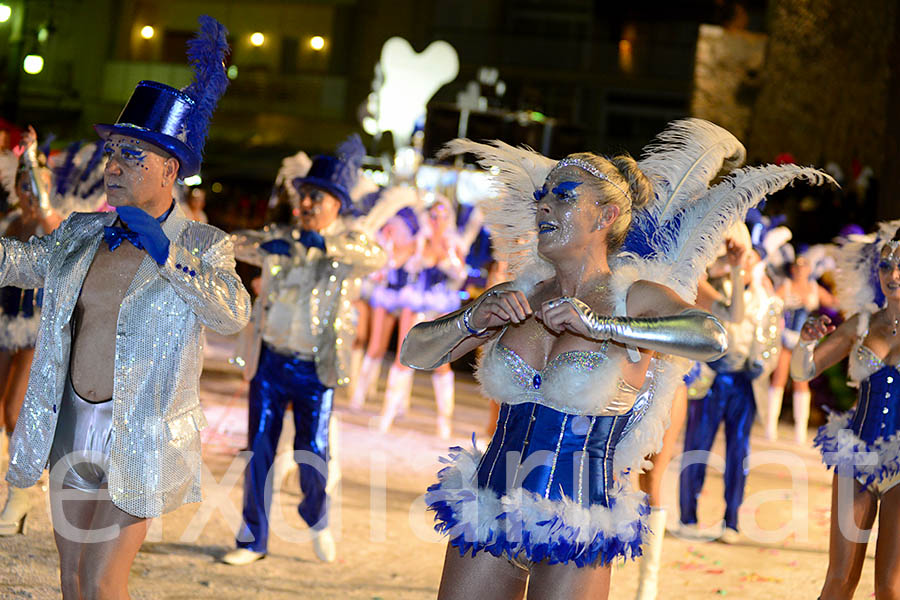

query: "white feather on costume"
(637, 117), (745, 224)
(350, 185), (421, 239)
(49, 142), (109, 216)
(437, 139), (556, 281)
(271, 151), (312, 205)
(0, 150), (16, 201)
(833, 220), (900, 318)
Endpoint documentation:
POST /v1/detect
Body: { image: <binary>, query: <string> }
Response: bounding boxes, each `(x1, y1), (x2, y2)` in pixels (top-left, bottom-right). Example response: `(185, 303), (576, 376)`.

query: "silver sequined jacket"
(2, 204), (251, 517)
(233, 219), (385, 388)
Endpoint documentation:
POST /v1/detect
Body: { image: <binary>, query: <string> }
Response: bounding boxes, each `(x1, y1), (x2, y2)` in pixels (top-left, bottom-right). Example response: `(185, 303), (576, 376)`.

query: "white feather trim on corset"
(613, 354), (692, 474)
(437, 139), (556, 279)
(426, 443), (648, 557)
(0, 313), (40, 350)
(834, 220), (900, 318)
(815, 410), (900, 484)
(351, 186), (421, 239)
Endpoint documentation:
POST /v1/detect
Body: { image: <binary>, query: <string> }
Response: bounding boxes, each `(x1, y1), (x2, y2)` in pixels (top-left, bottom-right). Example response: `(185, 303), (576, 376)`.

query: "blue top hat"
(94, 16), (229, 178)
(293, 134), (365, 214)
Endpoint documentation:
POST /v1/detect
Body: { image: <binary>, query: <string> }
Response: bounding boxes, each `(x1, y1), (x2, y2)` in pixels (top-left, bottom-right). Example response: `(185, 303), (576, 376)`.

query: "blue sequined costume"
(814, 328), (900, 495)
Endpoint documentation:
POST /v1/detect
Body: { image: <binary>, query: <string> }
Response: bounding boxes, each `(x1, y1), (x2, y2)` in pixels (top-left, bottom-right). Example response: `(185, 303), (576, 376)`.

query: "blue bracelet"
(463, 305), (489, 337)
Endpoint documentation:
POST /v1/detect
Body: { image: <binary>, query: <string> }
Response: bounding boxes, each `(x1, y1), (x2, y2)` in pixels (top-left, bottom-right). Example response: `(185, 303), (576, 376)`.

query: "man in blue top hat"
(0, 16), (250, 598)
(223, 135), (384, 565)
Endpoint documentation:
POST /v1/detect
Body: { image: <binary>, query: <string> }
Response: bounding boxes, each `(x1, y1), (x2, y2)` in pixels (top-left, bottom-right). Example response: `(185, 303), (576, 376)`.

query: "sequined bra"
(476, 336), (642, 416)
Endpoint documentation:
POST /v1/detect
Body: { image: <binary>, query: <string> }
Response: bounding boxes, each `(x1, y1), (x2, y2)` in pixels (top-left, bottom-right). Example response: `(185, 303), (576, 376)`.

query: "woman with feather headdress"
(398, 119), (832, 599)
(792, 221), (900, 599)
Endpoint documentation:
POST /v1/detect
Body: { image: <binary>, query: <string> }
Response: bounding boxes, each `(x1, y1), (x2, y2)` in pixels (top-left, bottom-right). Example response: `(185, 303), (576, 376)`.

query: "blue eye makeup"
(551, 180), (582, 201)
(879, 260), (897, 271)
(533, 186), (548, 202)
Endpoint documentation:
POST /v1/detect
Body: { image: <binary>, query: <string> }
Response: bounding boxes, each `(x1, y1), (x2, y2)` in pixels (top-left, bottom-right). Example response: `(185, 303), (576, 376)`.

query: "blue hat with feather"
(293, 134), (365, 214)
(94, 15), (229, 178)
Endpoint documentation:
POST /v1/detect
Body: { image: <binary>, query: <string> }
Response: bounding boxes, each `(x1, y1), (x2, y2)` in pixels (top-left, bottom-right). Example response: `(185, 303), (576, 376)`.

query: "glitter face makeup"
(297, 184), (341, 232)
(103, 134), (175, 210)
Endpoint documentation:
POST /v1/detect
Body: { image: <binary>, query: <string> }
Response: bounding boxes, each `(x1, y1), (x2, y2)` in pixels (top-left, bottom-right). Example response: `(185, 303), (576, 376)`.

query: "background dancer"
(793, 221), (900, 600)
(224, 135), (385, 566)
(770, 245), (835, 443)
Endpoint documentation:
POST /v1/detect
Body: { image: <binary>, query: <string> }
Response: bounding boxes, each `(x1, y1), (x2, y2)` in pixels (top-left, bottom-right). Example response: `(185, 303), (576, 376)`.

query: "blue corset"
(783, 307), (809, 332)
(852, 366), (900, 444)
(385, 267), (408, 290)
(477, 402), (629, 507)
(420, 266), (449, 288)
(0, 286), (42, 318)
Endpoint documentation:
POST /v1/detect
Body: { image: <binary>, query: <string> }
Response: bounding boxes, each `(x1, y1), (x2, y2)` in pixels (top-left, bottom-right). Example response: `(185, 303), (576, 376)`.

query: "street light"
(310, 36), (325, 51)
(250, 32), (264, 47)
(0, 4), (11, 23)
(23, 54), (44, 75)
(141, 25), (155, 40)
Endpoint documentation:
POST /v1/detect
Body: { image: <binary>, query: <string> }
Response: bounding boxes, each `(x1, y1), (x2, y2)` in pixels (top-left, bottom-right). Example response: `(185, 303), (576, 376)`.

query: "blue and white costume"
(412, 119), (831, 569)
(810, 221), (900, 496)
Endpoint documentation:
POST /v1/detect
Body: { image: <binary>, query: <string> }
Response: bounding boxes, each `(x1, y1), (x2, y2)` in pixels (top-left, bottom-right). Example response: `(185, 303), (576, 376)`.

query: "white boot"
(350, 354), (381, 410)
(0, 485), (30, 536)
(347, 348), (365, 408)
(765, 386), (784, 441)
(793, 390), (811, 445)
(379, 365), (414, 433)
(635, 507), (667, 600)
(312, 527), (336, 562)
(432, 371), (455, 440)
(325, 415), (341, 494)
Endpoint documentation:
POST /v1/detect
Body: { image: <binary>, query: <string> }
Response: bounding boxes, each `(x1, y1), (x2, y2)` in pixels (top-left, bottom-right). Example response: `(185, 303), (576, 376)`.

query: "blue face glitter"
(533, 185), (548, 203)
(551, 180), (582, 201)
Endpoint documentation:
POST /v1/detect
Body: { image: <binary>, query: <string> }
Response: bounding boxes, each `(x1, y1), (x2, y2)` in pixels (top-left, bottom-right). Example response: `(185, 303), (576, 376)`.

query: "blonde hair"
(559, 152), (653, 250)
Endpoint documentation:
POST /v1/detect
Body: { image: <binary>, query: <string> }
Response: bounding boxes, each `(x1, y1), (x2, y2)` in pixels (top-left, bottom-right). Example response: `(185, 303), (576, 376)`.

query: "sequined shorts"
(48, 376), (113, 492)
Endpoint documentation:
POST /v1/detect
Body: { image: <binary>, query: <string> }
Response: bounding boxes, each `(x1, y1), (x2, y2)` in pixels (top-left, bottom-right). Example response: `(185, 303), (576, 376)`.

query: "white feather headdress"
(0, 150), (16, 202)
(437, 139), (557, 282)
(271, 151), (312, 205)
(833, 220), (900, 317)
(49, 142), (109, 216)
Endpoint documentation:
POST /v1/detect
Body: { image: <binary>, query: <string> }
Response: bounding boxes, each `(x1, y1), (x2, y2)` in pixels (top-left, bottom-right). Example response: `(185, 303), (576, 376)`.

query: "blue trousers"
(678, 370), (755, 531)
(236, 344), (333, 553)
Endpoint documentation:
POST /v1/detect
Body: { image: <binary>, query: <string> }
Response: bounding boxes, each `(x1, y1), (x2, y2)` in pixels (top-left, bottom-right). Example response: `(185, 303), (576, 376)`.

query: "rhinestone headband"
(884, 240), (900, 261)
(552, 157), (632, 203)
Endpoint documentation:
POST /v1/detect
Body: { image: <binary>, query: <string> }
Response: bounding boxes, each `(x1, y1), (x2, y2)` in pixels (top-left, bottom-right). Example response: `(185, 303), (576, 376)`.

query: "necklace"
(893, 317), (898, 336)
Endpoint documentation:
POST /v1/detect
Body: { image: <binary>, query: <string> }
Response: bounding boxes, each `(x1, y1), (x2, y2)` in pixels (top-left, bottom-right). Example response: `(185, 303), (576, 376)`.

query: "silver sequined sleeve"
(323, 230), (385, 274)
(160, 226), (251, 335)
(0, 217), (67, 288)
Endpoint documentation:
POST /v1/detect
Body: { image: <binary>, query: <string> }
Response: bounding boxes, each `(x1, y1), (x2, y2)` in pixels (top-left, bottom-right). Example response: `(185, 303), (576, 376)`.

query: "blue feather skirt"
(426, 402), (649, 568)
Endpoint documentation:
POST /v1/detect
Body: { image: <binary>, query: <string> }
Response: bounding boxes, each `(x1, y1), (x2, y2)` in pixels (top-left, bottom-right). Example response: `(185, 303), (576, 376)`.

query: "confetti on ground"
(740, 573), (783, 583)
